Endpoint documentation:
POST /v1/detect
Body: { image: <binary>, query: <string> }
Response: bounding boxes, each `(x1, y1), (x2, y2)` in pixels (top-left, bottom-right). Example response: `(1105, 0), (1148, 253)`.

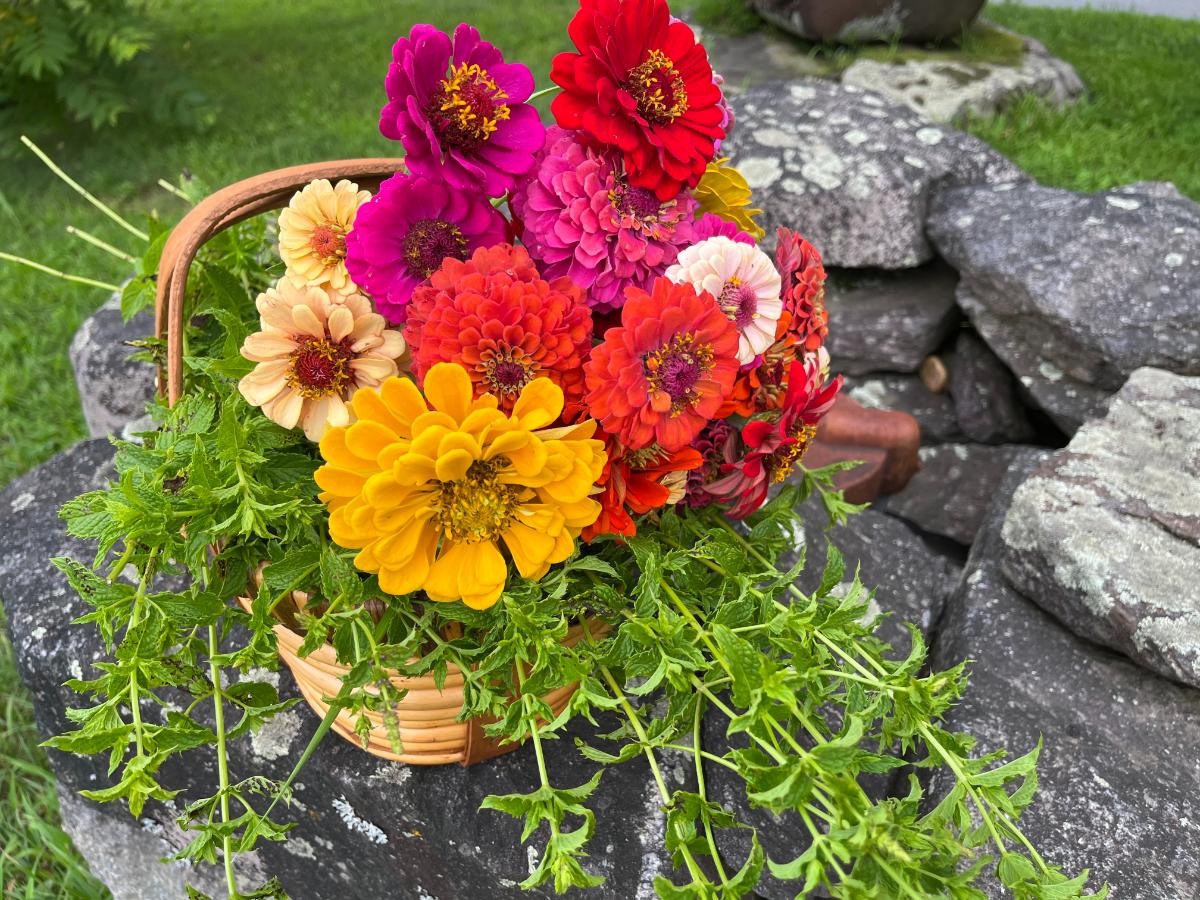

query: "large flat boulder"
(1001, 368), (1200, 688)
(725, 79), (1024, 269)
(928, 181), (1200, 432)
(824, 261), (960, 375)
(929, 450), (1200, 898)
(841, 33), (1084, 124)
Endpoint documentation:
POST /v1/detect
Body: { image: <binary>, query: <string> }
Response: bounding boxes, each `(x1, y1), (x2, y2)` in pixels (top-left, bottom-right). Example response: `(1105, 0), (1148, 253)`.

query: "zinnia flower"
(681, 418), (739, 509)
(694, 159), (765, 240)
(584, 278), (739, 451)
(511, 126), (697, 312)
(344, 172), (507, 324)
(775, 227), (829, 352)
(379, 23), (545, 195)
(315, 363), (605, 609)
(550, 0), (726, 201)
(716, 336), (797, 418)
(584, 437), (702, 540)
(403, 244), (593, 419)
(692, 212), (754, 246)
(278, 179), (372, 295)
(238, 279), (407, 441)
(666, 236), (782, 365)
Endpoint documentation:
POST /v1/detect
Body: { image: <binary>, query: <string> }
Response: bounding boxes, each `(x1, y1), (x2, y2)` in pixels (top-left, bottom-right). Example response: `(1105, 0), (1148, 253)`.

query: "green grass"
(0, 611), (109, 898)
(972, 3), (1200, 198)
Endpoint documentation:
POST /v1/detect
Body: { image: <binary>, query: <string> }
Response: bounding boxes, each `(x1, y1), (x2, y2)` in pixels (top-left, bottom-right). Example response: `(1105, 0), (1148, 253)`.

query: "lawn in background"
(0, 0), (1196, 895)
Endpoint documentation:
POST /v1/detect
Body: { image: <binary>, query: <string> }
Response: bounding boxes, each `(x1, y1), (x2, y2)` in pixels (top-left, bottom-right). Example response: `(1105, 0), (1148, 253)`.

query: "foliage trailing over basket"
(0, 0), (211, 153)
(31, 182), (1106, 898)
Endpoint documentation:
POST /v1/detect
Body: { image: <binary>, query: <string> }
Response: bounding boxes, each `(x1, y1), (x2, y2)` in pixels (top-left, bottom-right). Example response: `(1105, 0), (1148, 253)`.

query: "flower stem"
(692, 700), (729, 884)
(528, 85), (561, 103)
(0, 251), (121, 292)
(65, 226), (138, 264)
(21, 136), (149, 240)
(208, 625), (238, 899)
(127, 549), (159, 756)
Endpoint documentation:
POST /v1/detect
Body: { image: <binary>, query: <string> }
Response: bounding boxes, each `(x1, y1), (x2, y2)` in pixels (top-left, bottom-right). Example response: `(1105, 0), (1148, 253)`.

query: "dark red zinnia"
(550, 0), (726, 202)
(775, 227), (829, 352)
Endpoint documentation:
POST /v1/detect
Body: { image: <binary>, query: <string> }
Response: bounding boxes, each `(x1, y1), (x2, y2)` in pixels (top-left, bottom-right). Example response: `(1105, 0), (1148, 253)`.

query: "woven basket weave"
(155, 160), (603, 765)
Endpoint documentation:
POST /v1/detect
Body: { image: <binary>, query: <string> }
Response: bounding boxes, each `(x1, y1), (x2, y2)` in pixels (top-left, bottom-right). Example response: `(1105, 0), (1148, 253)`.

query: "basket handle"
(154, 159), (406, 406)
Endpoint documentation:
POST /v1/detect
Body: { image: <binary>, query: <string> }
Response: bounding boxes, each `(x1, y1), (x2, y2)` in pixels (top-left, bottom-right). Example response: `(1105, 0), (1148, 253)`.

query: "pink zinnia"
(693, 213), (754, 246)
(379, 23), (545, 195)
(512, 126), (698, 312)
(345, 172), (507, 324)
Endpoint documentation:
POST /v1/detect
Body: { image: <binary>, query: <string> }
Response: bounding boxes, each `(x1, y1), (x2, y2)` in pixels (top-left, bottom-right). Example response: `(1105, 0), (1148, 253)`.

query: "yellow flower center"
(431, 62), (511, 149)
(308, 224), (347, 264)
(625, 49), (689, 126)
(644, 332), (714, 416)
(436, 458), (522, 543)
(481, 348), (537, 399)
(771, 423), (818, 483)
(287, 336), (355, 399)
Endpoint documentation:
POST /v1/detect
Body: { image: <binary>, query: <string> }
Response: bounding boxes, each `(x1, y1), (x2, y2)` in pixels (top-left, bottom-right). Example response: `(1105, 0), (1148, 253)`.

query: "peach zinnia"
(238, 278), (406, 441)
(278, 179), (372, 295)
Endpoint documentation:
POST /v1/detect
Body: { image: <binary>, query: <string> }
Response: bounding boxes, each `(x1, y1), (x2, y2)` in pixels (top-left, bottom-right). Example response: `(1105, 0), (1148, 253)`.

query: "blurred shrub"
(0, 0), (212, 152)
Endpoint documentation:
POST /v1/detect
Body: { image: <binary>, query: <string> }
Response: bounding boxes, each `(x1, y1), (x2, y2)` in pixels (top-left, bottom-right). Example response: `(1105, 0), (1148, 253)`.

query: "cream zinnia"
(666, 236), (783, 365)
(238, 278), (406, 441)
(278, 179), (372, 295)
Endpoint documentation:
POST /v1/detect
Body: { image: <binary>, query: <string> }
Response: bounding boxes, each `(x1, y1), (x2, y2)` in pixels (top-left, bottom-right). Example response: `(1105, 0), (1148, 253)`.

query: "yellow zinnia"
(315, 362), (606, 609)
(694, 158), (766, 240)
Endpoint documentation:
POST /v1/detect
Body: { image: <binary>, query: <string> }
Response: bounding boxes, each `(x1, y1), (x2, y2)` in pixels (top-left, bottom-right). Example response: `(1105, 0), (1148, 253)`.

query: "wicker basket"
(155, 161), (604, 765)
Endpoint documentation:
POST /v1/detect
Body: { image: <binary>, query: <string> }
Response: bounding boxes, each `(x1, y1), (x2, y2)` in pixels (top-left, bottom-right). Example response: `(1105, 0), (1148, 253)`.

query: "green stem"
(22, 135), (149, 240)
(514, 665), (563, 848)
(579, 621), (713, 890)
(693, 700), (729, 884)
(65, 226), (138, 264)
(127, 549), (159, 756)
(208, 625), (238, 899)
(0, 251), (121, 292)
(528, 85), (561, 103)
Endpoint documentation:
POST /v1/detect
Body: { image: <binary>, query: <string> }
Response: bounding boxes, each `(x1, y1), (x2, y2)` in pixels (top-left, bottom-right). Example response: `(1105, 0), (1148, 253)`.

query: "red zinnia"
(775, 227), (829, 352)
(550, 0), (726, 201)
(584, 436), (702, 540)
(405, 244), (593, 418)
(584, 278), (738, 451)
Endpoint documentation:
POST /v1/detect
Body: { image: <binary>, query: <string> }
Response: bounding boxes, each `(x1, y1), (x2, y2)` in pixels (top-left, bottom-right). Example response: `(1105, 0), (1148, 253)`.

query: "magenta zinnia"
(345, 172), (507, 324)
(379, 23), (545, 195)
(512, 127), (697, 312)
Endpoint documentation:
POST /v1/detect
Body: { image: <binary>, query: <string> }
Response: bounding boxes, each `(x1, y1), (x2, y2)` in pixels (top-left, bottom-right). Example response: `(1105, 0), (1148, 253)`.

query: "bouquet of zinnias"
(235, 9), (841, 613)
(40, 1), (1101, 897)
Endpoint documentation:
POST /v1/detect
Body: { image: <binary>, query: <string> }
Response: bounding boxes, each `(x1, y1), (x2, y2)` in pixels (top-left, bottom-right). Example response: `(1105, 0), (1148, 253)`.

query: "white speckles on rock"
(1165, 252), (1185, 268)
(735, 155), (783, 190)
(249, 708), (302, 761)
(725, 79), (1024, 268)
(332, 796), (388, 845)
(10, 491), (34, 512)
(285, 836), (317, 860)
(1038, 361), (1064, 382)
(30, 626), (46, 641)
(1105, 195), (1141, 210)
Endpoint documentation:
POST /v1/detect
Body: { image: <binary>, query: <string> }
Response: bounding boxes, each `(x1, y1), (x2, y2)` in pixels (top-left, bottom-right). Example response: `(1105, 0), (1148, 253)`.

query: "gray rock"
(882, 443), (1047, 545)
(693, 20), (830, 95)
(928, 181), (1200, 432)
(842, 373), (968, 444)
(1001, 368), (1200, 688)
(929, 449), (1200, 899)
(824, 261), (961, 375)
(749, 0), (985, 43)
(69, 295), (157, 438)
(948, 330), (1036, 444)
(841, 32), (1084, 124)
(725, 79), (1025, 269)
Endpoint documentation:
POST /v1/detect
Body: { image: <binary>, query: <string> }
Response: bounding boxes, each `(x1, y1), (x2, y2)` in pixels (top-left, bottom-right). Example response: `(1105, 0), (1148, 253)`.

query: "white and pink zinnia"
(666, 236), (783, 365)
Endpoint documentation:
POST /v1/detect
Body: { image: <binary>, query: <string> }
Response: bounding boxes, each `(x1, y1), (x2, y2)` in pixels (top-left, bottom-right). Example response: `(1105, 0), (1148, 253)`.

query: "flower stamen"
(625, 49), (688, 126)
(430, 62), (511, 149)
(643, 332), (715, 416)
(436, 458), (523, 543)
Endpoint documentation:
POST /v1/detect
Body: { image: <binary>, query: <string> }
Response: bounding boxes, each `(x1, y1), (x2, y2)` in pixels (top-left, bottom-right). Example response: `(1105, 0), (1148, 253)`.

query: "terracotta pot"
(237, 595), (607, 766)
(750, 0), (987, 43)
(809, 393), (921, 503)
